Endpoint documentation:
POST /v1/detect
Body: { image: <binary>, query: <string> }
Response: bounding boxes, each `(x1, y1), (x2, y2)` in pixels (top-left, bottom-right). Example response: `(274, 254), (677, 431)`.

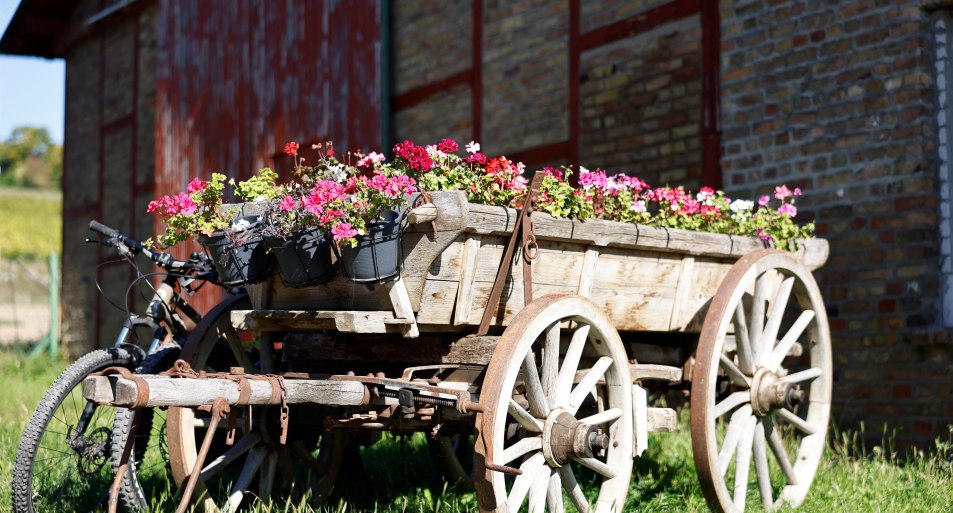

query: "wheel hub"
(750, 368), (804, 416)
(541, 409), (609, 467)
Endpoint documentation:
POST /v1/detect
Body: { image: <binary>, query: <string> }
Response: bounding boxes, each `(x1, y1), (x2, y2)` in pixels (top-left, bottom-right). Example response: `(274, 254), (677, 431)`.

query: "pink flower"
(284, 141), (299, 156)
(758, 195), (771, 207)
(774, 185), (792, 200)
(465, 152), (488, 166)
(794, 187), (802, 196)
(437, 138), (459, 154)
(331, 223), (357, 241)
(187, 178), (208, 194)
(176, 193), (197, 215)
(542, 167), (563, 180)
(357, 152), (386, 167)
(279, 196), (296, 211)
(778, 203), (797, 217)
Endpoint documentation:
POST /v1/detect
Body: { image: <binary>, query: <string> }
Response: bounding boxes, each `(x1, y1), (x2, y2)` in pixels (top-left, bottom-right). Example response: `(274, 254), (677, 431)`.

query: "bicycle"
(11, 220), (241, 513)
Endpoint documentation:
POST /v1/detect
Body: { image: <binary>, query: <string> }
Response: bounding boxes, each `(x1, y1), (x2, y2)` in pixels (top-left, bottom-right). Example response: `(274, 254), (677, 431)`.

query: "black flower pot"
(199, 226), (271, 286)
(339, 210), (403, 282)
(266, 228), (335, 286)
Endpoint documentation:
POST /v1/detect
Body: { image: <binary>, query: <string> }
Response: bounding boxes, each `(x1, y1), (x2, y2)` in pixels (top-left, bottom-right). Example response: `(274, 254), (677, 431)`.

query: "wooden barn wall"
(153, 0), (381, 311)
(154, 0), (381, 196)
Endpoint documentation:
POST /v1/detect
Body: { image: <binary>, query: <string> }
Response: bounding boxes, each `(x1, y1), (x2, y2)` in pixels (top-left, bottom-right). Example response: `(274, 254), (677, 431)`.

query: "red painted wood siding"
(155, 0), (381, 190)
(153, 0), (380, 310)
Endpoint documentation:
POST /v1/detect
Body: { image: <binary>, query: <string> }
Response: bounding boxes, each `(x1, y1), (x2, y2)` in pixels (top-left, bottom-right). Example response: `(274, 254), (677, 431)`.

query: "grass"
(0, 187), (62, 260)
(1, 347), (951, 513)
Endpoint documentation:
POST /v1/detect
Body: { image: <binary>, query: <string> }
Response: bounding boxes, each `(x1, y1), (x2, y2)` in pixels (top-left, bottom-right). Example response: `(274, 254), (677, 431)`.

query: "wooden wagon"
(85, 190), (832, 513)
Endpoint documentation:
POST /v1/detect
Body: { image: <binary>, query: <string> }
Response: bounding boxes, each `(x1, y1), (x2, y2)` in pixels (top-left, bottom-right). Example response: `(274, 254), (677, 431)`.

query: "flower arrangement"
(379, 138), (814, 251)
(265, 142), (418, 248)
(146, 137), (814, 258)
(146, 174), (234, 248)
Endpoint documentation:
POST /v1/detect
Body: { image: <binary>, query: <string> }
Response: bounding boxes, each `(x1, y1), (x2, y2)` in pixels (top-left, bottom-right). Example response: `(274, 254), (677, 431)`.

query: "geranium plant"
(146, 174), (235, 248)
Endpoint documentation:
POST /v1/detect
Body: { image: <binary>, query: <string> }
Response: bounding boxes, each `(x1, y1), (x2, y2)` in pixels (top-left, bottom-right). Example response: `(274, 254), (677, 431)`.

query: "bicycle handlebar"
(88, 220), (213, 275)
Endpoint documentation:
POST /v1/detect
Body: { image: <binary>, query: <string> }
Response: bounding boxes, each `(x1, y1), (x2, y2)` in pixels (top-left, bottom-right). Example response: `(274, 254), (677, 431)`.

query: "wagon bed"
(238, 190), (828, 337)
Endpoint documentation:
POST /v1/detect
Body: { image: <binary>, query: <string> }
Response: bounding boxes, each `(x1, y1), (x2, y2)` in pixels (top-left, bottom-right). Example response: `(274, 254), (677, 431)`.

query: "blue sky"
(0, 0), (65, 143)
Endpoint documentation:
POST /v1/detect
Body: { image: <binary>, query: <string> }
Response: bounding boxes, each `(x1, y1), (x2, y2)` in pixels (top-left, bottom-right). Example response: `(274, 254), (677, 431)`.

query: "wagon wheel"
(165, 296), (344, 512)
(691, 250), (832, 512)
(474, 294), (633, 513)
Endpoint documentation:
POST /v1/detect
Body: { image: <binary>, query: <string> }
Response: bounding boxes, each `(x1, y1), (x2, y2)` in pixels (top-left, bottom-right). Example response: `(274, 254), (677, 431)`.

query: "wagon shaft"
(82, 374), (368, 408)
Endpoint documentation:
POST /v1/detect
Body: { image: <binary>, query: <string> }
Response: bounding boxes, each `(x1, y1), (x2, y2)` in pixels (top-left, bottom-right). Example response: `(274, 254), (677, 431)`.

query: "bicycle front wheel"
(12, 347), (138, 513)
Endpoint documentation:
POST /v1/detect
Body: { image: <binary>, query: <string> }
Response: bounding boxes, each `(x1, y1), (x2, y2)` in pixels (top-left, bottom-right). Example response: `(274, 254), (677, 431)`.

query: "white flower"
(231, 218), (252, 232)
(466, 141), (481, 154)
(579, 166), (589, 175)
(329, 163), (347, 183)
(426, 145), (447, 159)
(357, 152), (385, 167)
(631, 200), (647, 213)
(729, 199), (754, 213)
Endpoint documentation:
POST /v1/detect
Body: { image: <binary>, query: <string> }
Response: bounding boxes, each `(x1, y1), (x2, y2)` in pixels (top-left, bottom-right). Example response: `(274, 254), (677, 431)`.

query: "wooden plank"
(82, 375), (367, 408)
(282, 333), (499, 366)
(647, 407), (678, 432)
(668, 256), (695, 331)
(576, 247), (599, 298)
(453, 236), (482, 325)
(233, 310), (414, 334)
(386, 278), (419, 338)
(630, 363), (683, 382)
(415, 279), (458, 325)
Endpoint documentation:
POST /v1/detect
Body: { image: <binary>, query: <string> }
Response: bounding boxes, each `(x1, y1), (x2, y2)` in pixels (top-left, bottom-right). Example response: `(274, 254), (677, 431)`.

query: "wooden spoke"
(714, 391), (751, 419)
(200, 433), (261, 480)
(732, 415), (756, 510)
(509, 399), (544, 432)
(766, 309), (815, 372)
(558, 466), (589, 513)
(776, 408), (817, 435)
(764, 417), (798, 485)
(542, 321), (560, 401)
(749, 274), (771, 365)
(720, 354), (752, 387)
(258, 451), (278, 503)
(225, 444), (267, 512)
(734, 301), (755, 374)
(523, 351), (549, 418)
(528, 467), (550, 513)
(760, 276), (795, 365)
(506, 453), (546, 511)
(223, 327), (255, 374)
(580, 407), (623, 427)
(552, 324), (590, 408)
(718, 405), (753, 476)
(476, 296), (631, 512)
(500, 436), (543, 465)
(568, 356), (613, 415)
(752, 421), (773, 510)
(575, 457), (617, 479)
(692, 252), (832, 513)
(547, 470), (565, 513)
(781, 367), (823, 384)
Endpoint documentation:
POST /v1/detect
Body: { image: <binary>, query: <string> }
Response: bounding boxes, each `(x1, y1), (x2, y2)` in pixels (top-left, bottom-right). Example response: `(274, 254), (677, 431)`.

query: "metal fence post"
(29, 252), (59, 358)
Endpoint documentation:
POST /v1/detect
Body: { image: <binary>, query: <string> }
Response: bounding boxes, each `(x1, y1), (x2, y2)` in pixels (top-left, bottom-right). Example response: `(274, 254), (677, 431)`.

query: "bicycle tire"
(110, 344), (182, 511)
(12, 347), (138, 513)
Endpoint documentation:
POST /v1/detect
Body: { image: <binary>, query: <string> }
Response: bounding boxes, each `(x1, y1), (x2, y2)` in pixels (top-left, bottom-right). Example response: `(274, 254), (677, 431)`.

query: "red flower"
(437, 138), (459, 154)
(464, 152), (488, 166)
(284, 141), (299, 156)
(326, 142), (334, 157)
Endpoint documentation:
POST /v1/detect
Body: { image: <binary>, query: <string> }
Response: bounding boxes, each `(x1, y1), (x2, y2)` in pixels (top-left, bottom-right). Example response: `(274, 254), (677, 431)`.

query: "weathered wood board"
(244, 191), (829, 335)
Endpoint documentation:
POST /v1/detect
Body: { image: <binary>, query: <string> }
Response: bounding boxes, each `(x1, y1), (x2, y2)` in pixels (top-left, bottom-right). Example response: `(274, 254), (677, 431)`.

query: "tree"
(0, 126), (62, 189)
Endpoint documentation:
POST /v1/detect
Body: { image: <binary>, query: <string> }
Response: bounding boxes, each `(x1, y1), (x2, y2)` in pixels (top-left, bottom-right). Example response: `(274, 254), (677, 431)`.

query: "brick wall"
(580, 15), (704, 188)
(61, 3), (157, 357)
(720, 0), (951, 446)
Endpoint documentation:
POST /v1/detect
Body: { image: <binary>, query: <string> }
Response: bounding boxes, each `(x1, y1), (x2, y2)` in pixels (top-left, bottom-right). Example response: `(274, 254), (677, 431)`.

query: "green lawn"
(0, 187), (62, 260)
(1, 347), (950, 512)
